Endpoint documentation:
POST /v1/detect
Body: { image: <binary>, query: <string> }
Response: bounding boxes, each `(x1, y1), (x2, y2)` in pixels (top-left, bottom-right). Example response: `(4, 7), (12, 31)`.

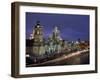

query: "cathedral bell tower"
(33, 21), (44, 44)
(32, 21), (45, 56)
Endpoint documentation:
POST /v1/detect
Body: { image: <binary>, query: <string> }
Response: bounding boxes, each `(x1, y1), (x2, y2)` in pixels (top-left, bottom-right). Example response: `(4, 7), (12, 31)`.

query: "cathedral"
(26, 21), (67, 57)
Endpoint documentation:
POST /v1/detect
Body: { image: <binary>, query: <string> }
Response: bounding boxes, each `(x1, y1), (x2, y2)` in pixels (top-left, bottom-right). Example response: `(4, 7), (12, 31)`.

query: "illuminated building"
(32, 21), (45, 56)
(26, 21), (67, 57)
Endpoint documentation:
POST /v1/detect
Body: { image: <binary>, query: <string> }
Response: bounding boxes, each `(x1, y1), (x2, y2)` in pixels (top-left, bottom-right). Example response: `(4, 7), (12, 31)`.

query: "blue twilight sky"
(26, 12), (89, 41)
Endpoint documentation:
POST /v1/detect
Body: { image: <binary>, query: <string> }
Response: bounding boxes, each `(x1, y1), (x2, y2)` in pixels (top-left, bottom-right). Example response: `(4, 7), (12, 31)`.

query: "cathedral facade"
(26, 21), (67, 57)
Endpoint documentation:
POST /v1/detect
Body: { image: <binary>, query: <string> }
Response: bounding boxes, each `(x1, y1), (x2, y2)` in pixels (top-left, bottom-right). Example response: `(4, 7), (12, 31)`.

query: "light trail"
(27, 49), (89, 67)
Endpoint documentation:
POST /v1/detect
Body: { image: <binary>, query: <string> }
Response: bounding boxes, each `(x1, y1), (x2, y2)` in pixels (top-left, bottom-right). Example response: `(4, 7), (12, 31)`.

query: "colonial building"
(26, 21), (67, 57)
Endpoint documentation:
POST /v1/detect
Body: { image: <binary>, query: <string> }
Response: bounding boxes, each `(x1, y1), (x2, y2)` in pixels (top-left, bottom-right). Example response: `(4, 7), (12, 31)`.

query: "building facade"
(26, 21), (67, 57)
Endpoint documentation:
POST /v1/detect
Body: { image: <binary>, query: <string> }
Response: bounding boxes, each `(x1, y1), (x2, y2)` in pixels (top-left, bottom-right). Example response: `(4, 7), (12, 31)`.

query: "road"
(27, 49), (89, 67)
